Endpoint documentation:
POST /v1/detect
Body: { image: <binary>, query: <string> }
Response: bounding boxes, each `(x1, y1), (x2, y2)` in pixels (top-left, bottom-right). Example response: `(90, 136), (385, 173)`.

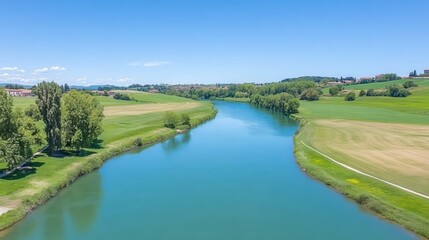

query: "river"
(1, 101), (415, 239)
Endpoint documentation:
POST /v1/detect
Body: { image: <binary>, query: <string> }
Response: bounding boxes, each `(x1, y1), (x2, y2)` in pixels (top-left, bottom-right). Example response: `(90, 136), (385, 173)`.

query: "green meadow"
(0, 92), (216, 230)
(295, 79), (429, 238)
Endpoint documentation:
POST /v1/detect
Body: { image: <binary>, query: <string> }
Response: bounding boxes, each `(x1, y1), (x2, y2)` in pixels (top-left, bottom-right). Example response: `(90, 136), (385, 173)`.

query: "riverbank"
(294, 121), (429, 238)
(0, 93), (217, 232)
(292, 79), (429, 239)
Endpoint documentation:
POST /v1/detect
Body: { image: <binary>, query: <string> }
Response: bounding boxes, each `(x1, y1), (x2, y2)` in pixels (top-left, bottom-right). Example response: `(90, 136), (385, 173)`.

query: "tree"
(62, 90), (104, 153)
(345, 92), (356, 101)
(0, 90), (42, 169)
(329, 85), (343, 96)
(36, 81), (62, 154)
(164, 111), (180, 128)
(64, 83), (70, 92)
(285, 98), (300, 114)
(181, 113), (191, 126)
(0, 88), (14, 139)
(300, 88), (320, 101)
(25, 104), (42, 121)
(359, 90), (366, 97)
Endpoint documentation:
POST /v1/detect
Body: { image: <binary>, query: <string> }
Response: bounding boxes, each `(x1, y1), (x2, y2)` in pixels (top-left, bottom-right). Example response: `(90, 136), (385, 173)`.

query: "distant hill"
(70, 84), (125, 90)
(281, 76), (339, 83)
(0, 83), (32, 89)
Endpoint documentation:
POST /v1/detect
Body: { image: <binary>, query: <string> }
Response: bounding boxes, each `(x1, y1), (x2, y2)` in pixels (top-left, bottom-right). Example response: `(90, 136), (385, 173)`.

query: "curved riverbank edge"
(291, 115), (429, 239)
(0, 106), (218, 232)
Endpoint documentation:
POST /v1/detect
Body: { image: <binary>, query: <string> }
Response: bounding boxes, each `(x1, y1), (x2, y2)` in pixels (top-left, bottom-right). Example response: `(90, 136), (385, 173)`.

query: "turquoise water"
(2, 101), (416, 239)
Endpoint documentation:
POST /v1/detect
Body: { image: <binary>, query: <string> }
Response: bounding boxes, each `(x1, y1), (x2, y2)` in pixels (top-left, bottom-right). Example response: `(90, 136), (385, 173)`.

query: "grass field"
(0, 91), (216, 230)
(295, 79), (429, 238)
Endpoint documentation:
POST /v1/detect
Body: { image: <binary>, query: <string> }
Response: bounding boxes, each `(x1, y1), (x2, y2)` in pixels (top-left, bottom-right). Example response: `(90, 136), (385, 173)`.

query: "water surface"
(2, 101), (415, 239)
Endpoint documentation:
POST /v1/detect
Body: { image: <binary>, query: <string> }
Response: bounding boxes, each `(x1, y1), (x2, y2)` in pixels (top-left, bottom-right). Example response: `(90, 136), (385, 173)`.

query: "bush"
(344, 92), (356, 101)
(329, 86), (340, 96)
(181, 113), (191, 126)
(164, 111), (180, 128)
(300, 88), (320, 101)
(403, 81), (417, 89)
(134, 138), (143, 147)
(359, 90), (366, 97)
(113, 93), (134, 101)
(386, 84), (410, 97)
(356, 194), (370, 204)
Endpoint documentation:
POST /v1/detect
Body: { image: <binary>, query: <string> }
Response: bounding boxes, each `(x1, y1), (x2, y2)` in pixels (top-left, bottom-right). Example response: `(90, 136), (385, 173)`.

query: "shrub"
(359, 90), (366, 97)
(300, 88), (320, 101)
(164, 111), (180, 128)
(329, 86), (340, 96)
(134, 137), (143, 147)
(356, 194), (370, 204)
(344, 92), (356, 101)
(181, 113), (191, 126)
(403, 80), (417, 89)
(113, 93), (133, 101)
(386, 84), (410, 97)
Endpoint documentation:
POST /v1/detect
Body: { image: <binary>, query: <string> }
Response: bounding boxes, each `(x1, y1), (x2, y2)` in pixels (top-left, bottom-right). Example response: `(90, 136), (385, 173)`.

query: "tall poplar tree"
(36, 81), (62, 154)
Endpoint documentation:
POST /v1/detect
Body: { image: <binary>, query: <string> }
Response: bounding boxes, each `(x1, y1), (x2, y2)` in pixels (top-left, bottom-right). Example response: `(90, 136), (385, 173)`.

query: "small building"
(6, 89), (32, 97)
(424, 69), (429, 75)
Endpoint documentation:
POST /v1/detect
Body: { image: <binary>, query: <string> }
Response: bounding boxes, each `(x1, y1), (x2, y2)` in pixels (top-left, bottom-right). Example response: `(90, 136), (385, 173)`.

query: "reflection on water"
(162, 132), (191, 153)
(4, 172), (102, 240)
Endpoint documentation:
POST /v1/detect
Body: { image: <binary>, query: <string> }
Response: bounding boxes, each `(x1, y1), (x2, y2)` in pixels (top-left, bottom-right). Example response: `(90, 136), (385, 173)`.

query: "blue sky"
(1, 0), (428, 86)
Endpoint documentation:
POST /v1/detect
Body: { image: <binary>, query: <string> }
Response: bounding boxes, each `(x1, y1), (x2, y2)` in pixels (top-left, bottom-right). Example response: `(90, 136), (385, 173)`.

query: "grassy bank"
(294, 79), (429, 238)
(0, 92), (217, 231)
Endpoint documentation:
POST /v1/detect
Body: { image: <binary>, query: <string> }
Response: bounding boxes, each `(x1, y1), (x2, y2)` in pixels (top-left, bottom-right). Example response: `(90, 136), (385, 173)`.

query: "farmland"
(295, 79), (429, 237)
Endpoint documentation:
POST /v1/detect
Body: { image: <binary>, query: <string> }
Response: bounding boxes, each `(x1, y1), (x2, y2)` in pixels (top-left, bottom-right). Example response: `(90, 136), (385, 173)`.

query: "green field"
(0, 92), (216, 230)
(295, 79), (429, 238)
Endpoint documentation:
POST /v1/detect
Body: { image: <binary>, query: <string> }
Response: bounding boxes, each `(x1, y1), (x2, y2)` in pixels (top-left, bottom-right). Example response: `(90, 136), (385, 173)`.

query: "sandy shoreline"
(0, 207), (10, 216)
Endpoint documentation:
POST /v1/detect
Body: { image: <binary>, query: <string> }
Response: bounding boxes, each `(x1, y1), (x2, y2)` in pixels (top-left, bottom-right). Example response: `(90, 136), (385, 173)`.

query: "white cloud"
(33, 67), (49, 74)
(32, 66), (66, 74)
(50, 66), (66, 71)
(129, 61), (170, 67)
(0, 67), (25, 73)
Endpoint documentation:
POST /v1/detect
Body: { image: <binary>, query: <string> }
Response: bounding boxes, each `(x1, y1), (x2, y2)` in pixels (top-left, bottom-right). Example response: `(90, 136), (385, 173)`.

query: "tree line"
(163, 80), (321, 116)
(250, 93), (300, 116)
(0, 81), (104, 170)
(164, 80), (319, 100)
